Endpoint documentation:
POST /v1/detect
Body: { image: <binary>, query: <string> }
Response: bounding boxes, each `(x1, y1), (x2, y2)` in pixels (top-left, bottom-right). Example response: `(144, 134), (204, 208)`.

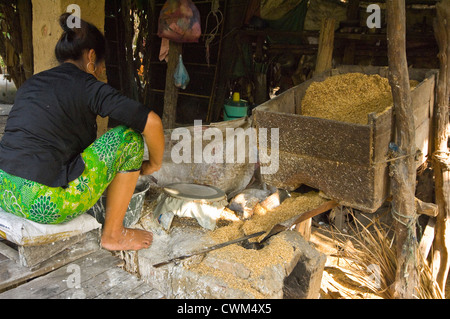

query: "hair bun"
(59, 12), (74, 33)
(55, 12), (106, 64)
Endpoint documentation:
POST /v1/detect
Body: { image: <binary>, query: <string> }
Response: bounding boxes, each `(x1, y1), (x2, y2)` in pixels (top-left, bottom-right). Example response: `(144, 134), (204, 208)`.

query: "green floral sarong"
(0, 125), (144, 224)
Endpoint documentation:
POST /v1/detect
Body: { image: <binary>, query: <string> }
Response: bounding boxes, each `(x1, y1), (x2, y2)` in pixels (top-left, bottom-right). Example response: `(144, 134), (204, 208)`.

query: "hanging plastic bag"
(174, 54), (190, 90)
(158, 0), (202, 43)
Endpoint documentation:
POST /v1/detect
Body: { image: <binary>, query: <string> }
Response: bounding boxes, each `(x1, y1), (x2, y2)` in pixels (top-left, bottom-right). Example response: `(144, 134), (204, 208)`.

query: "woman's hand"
(140, 160), (161, 176)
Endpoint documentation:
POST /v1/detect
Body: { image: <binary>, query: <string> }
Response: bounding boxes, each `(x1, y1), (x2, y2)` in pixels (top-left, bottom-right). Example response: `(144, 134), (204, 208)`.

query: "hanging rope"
(204, 0), (223, 67)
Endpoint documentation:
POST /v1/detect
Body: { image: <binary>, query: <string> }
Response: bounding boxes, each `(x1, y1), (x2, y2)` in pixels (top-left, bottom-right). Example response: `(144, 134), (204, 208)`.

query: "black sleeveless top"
(0, 63), (151, 187)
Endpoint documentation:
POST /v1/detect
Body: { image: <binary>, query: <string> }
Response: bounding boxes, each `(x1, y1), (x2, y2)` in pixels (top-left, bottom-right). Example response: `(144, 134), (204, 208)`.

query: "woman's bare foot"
(101, 227), (153, 251)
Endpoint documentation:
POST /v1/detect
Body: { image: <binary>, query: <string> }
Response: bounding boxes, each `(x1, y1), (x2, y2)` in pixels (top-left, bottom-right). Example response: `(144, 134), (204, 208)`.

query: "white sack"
(0, 209), (101, 246)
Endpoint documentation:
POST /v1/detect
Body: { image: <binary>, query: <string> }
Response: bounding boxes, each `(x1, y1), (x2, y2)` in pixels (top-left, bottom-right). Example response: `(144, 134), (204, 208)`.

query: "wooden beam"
(18, 230), (99, 269)
(315, 18), (335, 75)
(162, 41), (183, 129)
(419, 217), (435, 260)
(386, 0), (419, 299)
(431, 0), (450, 295)
(0, 241), (20, 264)
(415, 197), (438, 217)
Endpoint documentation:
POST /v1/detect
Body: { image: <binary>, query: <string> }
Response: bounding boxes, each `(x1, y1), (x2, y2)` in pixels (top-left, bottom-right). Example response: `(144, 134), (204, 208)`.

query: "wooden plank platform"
(0, 229), (101, 270)
(0, 249), (164, 299)
(0, 230), (101, 292)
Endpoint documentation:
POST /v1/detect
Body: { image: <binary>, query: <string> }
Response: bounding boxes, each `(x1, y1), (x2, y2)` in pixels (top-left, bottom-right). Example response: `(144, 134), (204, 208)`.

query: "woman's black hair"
(55, 12), (106, 64)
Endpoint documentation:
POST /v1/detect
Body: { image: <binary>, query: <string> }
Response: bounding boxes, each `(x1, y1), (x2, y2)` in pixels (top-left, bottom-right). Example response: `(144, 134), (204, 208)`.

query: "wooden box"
(253, 65), (437, 213)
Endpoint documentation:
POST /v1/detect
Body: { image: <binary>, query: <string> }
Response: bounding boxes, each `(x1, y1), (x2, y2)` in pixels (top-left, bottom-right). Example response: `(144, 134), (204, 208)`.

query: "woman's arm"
(141, 111), (165, 175)
(84, 78), (164, 174)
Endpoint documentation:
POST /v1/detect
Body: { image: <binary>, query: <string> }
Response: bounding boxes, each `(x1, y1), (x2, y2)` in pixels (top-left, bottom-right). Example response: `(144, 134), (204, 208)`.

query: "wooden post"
(32, 0), (106, 73)
(31, 0), (108, 137)
(431, 0), (450, 295)
(342, 0), (360, 65)
(162, 41), (183, 129)
(346, 0), (360, 23)
(386, 0), (419, 298)
(17, 0), (33, 80)
(295, 219), (311, 241)
(315, 18), (335, 75)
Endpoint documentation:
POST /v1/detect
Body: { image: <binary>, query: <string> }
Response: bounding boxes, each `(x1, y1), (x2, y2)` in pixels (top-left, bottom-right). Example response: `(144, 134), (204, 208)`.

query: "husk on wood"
(327, 211), (443, 299)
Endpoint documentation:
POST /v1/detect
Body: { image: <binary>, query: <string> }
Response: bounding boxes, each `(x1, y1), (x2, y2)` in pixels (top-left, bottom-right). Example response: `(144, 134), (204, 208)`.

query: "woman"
(0, 13), (165, 251)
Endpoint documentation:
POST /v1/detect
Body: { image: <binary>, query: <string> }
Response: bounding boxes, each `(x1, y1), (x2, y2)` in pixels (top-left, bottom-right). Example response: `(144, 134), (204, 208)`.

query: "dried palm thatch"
(325, 209), (443, 299)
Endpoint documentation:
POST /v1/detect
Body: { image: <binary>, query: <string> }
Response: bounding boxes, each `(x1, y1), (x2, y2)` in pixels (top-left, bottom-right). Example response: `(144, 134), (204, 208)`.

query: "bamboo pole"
(431, 0), (450, 295)
(386, 0), (419, 298)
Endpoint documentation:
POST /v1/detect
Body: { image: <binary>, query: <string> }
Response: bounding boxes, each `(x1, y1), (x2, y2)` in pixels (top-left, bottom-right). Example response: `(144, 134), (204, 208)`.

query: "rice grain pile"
(301, 73), (418, 125)
(208, 235), (295, 274)
(190, 235), (296, 298)
(187, 191), (327, 297)
(208, 191), (327, 243)
(191, 262), (266, 298)
(242, 191), (327, 240)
